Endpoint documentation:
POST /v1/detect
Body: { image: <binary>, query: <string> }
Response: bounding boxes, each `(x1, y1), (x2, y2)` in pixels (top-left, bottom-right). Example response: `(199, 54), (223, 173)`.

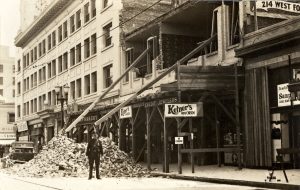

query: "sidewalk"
(148, 164), (300, 190)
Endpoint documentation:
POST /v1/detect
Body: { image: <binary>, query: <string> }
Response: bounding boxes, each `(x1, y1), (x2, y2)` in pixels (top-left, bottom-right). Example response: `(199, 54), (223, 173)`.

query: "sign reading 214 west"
(164, 103), (203, 118)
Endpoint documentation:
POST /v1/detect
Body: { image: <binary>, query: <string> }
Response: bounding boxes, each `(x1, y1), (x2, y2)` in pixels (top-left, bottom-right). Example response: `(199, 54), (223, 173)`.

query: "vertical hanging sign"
(120, 106), (132, 119)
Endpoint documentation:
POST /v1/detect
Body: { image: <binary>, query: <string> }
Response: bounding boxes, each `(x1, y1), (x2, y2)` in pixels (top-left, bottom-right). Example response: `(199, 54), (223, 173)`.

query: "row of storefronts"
(15, 1), (300, 171)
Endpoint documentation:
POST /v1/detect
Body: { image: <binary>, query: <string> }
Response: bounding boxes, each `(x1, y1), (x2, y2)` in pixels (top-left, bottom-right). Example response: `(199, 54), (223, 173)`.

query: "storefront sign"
(120, 106), (132, 119)
(256, 1), (300, 14)
(19, 136), (28, 141)
(17, 121), (28, 132)
(278, 83), (300, 107)
(132, 97), (177, 108)
(164, 103), (203, 117)
(0, 133), (16, 139)
(175, 137), (184, 145)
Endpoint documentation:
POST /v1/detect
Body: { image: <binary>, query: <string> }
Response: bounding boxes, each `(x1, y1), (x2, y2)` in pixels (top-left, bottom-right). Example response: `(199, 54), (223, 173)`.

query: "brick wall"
(161, 34), (200, 68)
(121, 0), (172, 34)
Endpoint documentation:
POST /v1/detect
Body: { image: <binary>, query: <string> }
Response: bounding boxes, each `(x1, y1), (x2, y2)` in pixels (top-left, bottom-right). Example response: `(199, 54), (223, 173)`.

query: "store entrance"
(291, 115), (300, 168)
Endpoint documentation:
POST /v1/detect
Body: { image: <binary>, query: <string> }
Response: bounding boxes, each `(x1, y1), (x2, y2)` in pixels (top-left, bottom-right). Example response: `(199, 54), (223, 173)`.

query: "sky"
(0, 0), (20, 57)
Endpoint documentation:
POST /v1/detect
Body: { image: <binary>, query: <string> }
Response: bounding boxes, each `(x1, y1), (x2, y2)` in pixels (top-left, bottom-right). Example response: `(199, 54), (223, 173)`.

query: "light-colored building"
(14, 0), (171, 146)
(0, 45), (15, 103)
(0, 102), (15, 156)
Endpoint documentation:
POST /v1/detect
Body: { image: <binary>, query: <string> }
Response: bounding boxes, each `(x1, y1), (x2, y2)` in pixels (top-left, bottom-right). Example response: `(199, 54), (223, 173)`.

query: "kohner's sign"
(278, 83), (300, 107)
(165, 103), (203, 117)
(256, 1), (300, 14)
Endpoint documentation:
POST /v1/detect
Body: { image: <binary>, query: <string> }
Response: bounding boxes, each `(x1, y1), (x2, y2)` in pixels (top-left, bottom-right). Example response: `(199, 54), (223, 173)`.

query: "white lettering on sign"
(256, 1), (300, 14)
(0, 133), (16, 139)
(277, 83), (300, 107)
(165, 103), (203, 117)
(175, 137), (184, 145)
(120, 106), (132, 119)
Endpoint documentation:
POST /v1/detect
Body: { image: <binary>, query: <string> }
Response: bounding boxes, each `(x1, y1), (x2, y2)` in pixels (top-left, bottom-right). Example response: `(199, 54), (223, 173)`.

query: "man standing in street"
(86, 132), (103, 179)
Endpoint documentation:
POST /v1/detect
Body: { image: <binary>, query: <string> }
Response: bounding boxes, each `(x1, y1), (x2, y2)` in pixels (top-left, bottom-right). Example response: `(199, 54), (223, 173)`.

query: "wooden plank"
(189, 117), (194, 173)
(178, 73), (244, 80)
(163, 117), (169, 173)
(215, 105), (221, 167)
(234, 63), (242, 169)
(181, 148), (240, 153)
(146, 108), (151, 170)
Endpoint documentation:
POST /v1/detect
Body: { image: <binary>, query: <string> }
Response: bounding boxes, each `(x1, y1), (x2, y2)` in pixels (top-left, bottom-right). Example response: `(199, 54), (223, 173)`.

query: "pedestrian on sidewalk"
(86, 132), (103, 180)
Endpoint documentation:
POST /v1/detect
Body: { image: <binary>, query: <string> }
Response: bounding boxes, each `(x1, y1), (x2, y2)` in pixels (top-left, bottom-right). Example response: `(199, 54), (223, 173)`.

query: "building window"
(76, 9), (81, 29)
(84, 38), (90, 59)
(76, 43), (82, 63)
(38, 42), (42, 57)
(48, 91), (52, 106)
(48, 34), (52, 50)
(26, 53), (29, 66)
(0, 65), (3, 73)
(34, 46), (37, 61)
(70, 81), (75, 99)
(76, 78), (82, 98)
(103, 22), (112, 47)
(30, 49), (33, 63)
(17, 60), (21, 72)
(48, 62), (52, 79)
(0, 89), (3, 96)
(13, 90), (15, 97)
(103, 0), (110, 8)
(63, 21), (68, 39)
(52, 60), (56, 76)
(17, 105), (21, 117)
(0, 77), (3, 85)
(8, 113), (15, 123)
(84, 74), (90, 95)
(12, 77), (15, 85)
(70, 47), (75, 67)
(58, 25), (63, 42)
(63, 52), (68, 71)
(91, 33), (97, 55)
(52, 90), (56, 105)
(84, 3), (90, 23)
(34, 98), (37, 112)
(17, 82), (21, 94)
(58, 55), (63, 73)
(33, 72), (37, 87)
(38, 96), (42, 111)
(42, 39), (46, 55)
(91, 72), (97, 93)
(70, 15), (75, 33)
(30, 100), (34, 113)
(91, 0), (96, 18)
(125, 48), (133, 82)
(104, 64), (112, 88)
(26, 77), (30, 90)
(52, 31), (56, 47)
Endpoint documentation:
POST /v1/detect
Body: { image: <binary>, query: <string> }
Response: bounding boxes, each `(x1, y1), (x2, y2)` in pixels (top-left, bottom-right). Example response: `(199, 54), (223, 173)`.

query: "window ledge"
(83, 17), (96, 27)
(101, 3), (113, 13)
(47, 76), (56, 81)
(69, 27), (81, 37)
(101, 43), (114, 53)
(122, 81), (129, 85)
(58, 70), (68, 76)
(83, 54), (96, 62)
(57, 38), (68, 46)
(84, 92), (97, 98)
(38, 81), (46, 86)
(38, 54), (46, 60)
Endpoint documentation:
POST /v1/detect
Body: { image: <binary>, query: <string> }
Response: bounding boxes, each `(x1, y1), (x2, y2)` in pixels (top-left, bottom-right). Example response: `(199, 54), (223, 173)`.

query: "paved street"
(0, 172), (262, 190)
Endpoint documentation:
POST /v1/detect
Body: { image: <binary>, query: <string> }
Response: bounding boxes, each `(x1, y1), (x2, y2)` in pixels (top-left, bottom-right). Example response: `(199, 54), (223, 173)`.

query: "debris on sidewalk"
(3, 136), (149, 178)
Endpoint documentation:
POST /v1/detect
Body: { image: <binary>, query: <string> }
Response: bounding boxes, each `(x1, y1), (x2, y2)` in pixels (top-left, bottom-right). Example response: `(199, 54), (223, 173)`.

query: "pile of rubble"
(3, 136), (149, 178)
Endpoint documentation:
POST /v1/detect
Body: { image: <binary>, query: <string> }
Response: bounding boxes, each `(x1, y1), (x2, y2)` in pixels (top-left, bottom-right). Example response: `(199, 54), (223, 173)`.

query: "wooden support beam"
(157, 106), (164, 123)
(234, 62), (242, 169)
(181, 147), (239, 153)
(215, 105), (221, 167)
(163, 116), (169, 173)
(210, 94), (237, 126)
(146, 108), (151, 170)
(188, 96), (194, 173)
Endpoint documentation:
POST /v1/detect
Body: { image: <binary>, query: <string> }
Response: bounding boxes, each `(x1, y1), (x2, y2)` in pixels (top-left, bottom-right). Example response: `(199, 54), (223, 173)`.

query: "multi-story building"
(0, 102), (15, 156)
(0, 45), (15, 102)
(14, 0), (171, 149)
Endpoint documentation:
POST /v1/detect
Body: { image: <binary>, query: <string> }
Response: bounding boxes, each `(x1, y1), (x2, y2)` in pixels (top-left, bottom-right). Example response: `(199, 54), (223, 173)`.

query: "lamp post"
(55, 84), (70, 132)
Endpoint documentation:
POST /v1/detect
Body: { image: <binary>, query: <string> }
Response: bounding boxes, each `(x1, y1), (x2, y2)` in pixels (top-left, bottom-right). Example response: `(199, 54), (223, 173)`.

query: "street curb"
(150, 172), (300, 190)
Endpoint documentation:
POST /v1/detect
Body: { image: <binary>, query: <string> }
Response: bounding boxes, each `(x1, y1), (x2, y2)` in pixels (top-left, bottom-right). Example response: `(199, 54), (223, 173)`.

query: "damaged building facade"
(14, 0), (299, 171)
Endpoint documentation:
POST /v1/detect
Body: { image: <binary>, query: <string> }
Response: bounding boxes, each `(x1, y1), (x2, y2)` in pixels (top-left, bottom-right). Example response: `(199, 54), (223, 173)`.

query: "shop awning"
(0, 139), (15, 145)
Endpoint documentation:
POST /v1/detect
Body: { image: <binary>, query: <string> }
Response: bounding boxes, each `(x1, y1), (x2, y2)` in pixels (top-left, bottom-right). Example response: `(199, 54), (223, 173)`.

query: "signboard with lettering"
(278, 83), (300, 107)
(0, 133), (16, 139)
(256, 1), (300, 14)
(164, 103), (203, 118)
(175, 137), (184, 145)
(120, 106), (132, 119)
(17, 121), (28, 132)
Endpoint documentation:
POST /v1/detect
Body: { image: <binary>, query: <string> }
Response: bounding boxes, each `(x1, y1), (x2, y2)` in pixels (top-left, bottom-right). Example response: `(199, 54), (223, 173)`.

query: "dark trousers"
(88, 156), (100, 178)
